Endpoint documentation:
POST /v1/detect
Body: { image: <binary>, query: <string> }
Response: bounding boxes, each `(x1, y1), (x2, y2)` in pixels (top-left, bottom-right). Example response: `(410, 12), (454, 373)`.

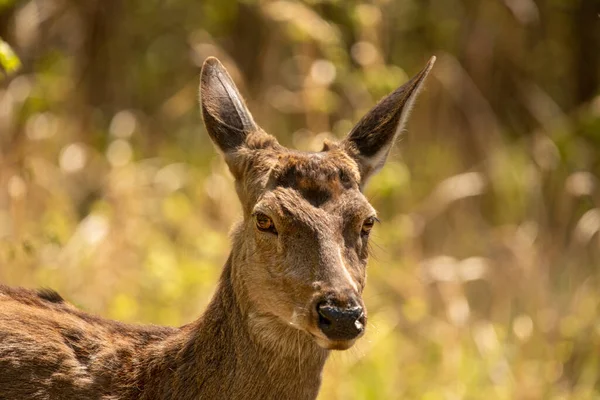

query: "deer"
(0, 55), (435, 400)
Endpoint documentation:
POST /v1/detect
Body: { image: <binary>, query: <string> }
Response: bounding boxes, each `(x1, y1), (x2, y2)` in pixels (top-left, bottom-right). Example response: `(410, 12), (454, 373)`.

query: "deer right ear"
(341, 57), (436, 188)
(200, 57), (259, 154)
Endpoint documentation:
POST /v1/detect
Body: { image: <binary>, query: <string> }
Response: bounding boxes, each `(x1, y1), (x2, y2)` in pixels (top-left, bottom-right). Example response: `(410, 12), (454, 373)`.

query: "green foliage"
(0, 37), (20, 77)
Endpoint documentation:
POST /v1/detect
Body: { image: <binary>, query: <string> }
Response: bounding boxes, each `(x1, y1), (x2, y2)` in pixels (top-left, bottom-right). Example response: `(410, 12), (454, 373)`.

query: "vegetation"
(0, 0), (599, 398)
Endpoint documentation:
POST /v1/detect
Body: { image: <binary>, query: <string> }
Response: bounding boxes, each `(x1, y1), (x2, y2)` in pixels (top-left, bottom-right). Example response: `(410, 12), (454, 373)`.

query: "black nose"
(317, 301), (365, 341)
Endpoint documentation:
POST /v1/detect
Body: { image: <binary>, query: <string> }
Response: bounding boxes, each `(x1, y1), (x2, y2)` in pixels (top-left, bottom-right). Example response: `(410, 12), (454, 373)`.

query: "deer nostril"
(316, 302), (339, 327)
(317, 304), (332, 328)
(355, 311), (365, 330)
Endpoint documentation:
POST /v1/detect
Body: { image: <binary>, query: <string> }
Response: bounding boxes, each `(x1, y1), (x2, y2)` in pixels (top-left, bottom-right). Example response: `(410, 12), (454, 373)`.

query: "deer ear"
(342, 57), (436, 187)
(200, 57), (259, 154)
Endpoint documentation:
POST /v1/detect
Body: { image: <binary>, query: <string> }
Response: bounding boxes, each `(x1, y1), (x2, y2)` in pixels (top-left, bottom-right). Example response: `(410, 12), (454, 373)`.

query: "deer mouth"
(311, 332), (360, 351)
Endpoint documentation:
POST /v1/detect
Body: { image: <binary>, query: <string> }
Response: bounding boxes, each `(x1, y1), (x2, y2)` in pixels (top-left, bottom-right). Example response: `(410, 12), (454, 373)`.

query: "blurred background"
(1, 0), (599, 398)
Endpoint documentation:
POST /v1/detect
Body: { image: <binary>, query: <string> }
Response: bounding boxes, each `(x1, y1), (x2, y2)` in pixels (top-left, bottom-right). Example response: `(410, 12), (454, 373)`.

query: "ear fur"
(342, 56), (436, 187)
(200, 57), (258, 153)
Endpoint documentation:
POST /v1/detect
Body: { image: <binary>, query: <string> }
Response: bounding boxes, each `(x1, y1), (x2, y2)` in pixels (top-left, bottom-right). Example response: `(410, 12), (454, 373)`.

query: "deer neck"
(154, 254), (329, 400)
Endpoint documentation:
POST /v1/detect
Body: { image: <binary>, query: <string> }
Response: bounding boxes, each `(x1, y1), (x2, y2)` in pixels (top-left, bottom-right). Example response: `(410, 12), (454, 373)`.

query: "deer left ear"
(200, 57), (259, 154)
(342, 56), (436, 187)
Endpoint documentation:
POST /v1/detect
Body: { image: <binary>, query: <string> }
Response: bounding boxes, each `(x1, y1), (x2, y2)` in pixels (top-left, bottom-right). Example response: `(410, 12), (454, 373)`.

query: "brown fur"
(0, 56), (434, 399)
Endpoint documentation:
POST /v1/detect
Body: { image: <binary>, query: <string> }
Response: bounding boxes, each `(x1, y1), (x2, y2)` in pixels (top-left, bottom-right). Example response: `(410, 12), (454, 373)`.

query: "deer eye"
(361, 216), (377, 236)
(255, 213), (277, 234)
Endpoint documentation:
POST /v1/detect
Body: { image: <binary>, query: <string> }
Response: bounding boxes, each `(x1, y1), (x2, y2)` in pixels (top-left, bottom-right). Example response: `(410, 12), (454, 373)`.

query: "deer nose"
(316, 301), (365, 341)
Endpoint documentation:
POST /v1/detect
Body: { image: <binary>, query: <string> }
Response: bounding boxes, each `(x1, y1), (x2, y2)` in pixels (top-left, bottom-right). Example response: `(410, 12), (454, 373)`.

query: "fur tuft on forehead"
(267, 150), (361, 207)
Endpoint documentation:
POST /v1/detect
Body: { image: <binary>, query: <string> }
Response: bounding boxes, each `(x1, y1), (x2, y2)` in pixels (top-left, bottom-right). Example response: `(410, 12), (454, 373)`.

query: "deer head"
(200, 56), (434, 351)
